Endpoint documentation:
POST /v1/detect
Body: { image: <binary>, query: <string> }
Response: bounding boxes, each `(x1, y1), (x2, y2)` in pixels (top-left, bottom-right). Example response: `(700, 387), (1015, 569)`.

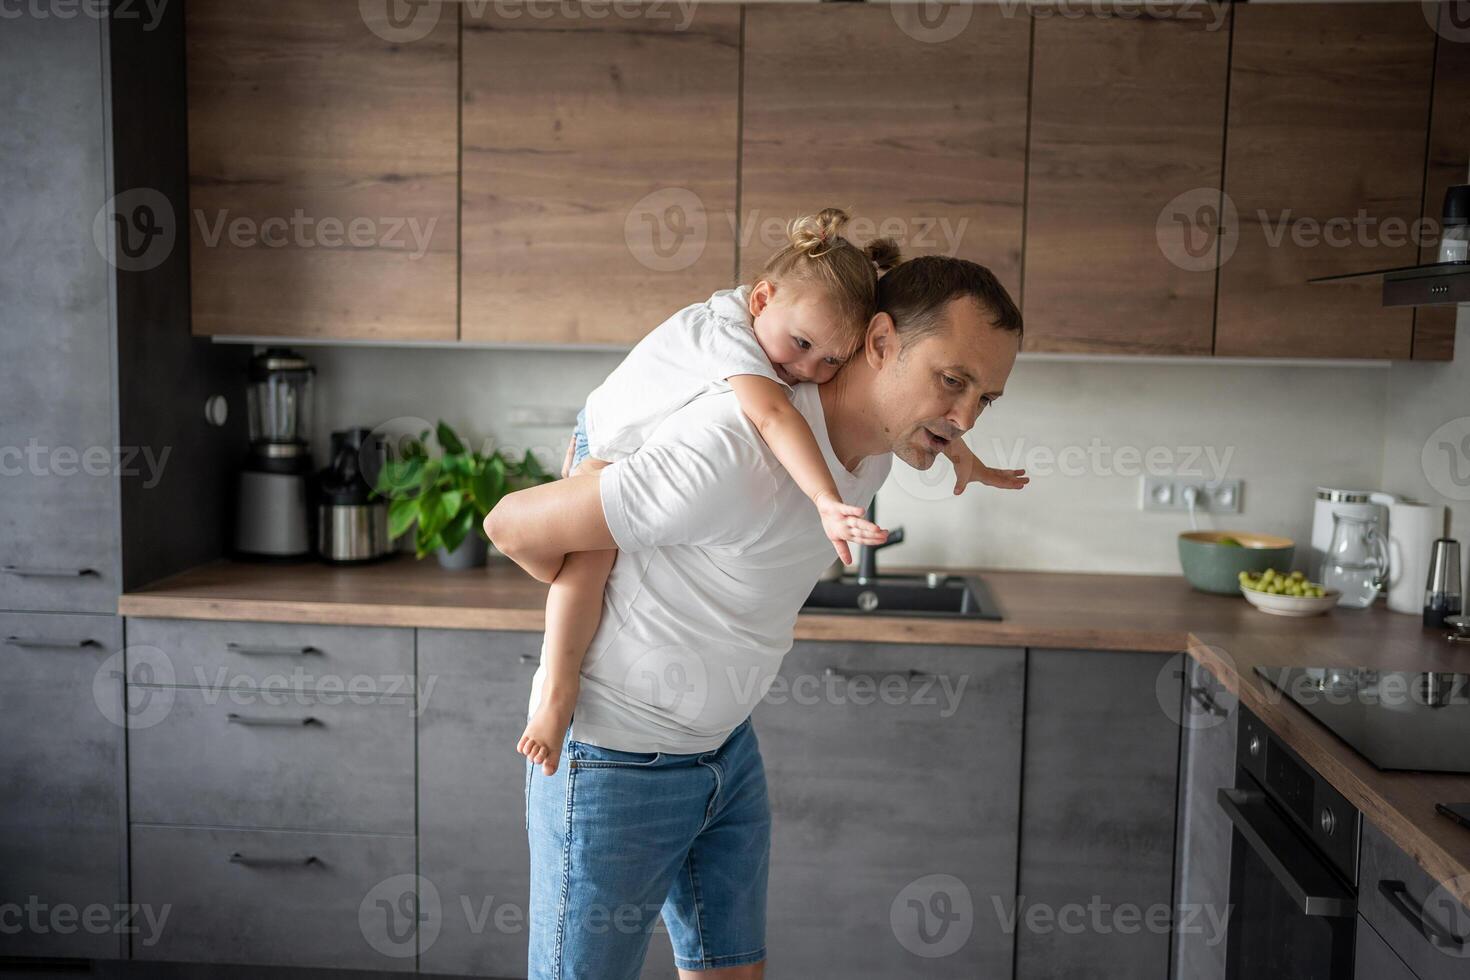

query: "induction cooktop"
(1254, 666), (1470, 774)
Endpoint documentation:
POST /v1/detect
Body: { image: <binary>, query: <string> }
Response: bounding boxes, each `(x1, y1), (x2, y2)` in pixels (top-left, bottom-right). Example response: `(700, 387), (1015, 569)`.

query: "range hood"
(1309, 260), (1470, 307)
(1309, 182), (1470, 307)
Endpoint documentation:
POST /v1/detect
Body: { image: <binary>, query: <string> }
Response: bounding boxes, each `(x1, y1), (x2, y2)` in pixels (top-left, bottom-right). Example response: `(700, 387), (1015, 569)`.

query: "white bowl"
(1240, 585), (1340, 617)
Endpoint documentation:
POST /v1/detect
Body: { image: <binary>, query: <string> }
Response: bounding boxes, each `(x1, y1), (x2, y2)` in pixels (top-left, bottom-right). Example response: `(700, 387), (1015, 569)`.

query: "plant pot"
(437, 535), (488, 570)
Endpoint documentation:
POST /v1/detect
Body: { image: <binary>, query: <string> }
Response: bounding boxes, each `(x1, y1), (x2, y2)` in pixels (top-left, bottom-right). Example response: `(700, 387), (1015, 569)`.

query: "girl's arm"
(727, 374), (886, 563)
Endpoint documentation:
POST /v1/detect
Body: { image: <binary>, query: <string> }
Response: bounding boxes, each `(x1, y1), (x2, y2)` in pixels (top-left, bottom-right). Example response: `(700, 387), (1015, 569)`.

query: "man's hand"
(948, 443), (1029, 495)
(814, 491), (887, 565)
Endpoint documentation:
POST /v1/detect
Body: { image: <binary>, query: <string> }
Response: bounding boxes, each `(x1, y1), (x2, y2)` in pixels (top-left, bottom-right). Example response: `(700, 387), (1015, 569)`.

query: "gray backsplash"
(277, 309), (1468, 575)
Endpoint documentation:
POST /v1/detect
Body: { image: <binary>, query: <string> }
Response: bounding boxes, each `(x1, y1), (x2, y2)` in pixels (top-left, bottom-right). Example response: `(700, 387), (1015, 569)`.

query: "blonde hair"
(758, 208), (902, 352)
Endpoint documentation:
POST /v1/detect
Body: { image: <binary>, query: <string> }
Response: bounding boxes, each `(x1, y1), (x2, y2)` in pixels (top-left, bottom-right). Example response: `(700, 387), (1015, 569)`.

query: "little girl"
(518, 208), (1025, 774)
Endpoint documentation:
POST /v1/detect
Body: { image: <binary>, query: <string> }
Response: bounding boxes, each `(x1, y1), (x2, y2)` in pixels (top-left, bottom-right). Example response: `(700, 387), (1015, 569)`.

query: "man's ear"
(748, 279), (775, 319)
(865, 312), (896, 368)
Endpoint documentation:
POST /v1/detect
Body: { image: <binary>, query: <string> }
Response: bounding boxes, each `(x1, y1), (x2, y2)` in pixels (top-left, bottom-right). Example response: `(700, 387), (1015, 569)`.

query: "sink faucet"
(855, 496), (904, 585)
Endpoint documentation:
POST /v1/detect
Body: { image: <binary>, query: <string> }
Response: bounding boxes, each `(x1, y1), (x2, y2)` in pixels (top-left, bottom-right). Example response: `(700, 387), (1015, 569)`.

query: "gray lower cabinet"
(1355, 916), (1422, 980)
(749, 641), (1026, 980)
(128, 685), (414, 834)
(124, 617), (414, 693)
(1172, 653), (1238, 980)
(0, 613), (126, 959)
(1359, 820), (1470, 980)
(129, 824), (416, 970)
(124, 616), (418, 970)
(1015, 648), (1182, 980)
(0, 8), (120, 615)
(416, 628), (540, 977)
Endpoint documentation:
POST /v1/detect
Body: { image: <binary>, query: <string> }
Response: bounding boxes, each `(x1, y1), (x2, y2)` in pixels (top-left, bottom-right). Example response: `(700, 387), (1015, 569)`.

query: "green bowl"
(1178, 531), (1295, 595)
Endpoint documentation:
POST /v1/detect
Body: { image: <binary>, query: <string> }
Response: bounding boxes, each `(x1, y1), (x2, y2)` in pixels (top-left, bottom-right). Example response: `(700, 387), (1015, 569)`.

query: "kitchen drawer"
(1359, 821), (1470, 980)
(130, 824), (416, 970)
(129, 684), (413, 834)
(1356, 915), (1421, 980)
(0, 612), (126, 959)
(124, 617), (412, 691)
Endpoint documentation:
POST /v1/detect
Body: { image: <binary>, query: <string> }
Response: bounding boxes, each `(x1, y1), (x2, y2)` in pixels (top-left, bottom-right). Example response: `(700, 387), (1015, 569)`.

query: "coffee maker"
(234, 348), (316, 559)
(316, 427), (392, 564)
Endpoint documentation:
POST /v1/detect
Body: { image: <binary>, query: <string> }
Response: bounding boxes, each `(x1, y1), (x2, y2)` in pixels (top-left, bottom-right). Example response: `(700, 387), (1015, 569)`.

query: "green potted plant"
(372, 420), (552, 569)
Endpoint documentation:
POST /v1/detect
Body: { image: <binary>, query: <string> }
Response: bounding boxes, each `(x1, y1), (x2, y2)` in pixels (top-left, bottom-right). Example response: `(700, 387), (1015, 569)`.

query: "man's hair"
(876, 255), (1023, 348)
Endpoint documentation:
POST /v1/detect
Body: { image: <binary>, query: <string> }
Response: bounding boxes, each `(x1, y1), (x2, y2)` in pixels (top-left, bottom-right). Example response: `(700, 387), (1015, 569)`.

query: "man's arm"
(483, 473), (615, 584)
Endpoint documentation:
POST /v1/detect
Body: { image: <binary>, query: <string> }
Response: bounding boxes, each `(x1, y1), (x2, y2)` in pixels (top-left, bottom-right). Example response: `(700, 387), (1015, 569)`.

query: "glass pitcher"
(1320, 513), (1389, 608)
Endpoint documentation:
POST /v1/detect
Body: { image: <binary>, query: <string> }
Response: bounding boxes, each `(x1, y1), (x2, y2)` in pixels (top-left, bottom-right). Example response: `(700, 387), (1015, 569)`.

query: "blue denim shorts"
(525, 716), (770, 978)
(571, 407), (590, 469)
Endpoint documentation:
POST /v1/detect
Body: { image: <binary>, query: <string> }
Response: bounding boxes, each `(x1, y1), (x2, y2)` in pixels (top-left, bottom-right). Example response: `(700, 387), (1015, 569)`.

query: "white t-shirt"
(582, 285), (785, 461)
(527, 384), (892, 754)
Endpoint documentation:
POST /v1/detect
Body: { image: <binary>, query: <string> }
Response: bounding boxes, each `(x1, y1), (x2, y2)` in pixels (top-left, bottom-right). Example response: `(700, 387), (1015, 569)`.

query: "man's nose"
(948, 393), (983, 432)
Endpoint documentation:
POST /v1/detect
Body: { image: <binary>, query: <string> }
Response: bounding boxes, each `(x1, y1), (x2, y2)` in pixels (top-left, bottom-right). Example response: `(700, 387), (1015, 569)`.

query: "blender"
(234, 348), (316, 559)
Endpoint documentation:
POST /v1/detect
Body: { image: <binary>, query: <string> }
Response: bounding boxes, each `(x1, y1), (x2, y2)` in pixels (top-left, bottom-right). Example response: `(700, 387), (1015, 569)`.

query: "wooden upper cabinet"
(459, 4), (740, 346)
(740, 4), (1029, 293)
(186, 0), (459, 340)
(1023, 11), (1230, 355)
(1413, 5), (1470, 361)
(1215, 4), (1436, 359)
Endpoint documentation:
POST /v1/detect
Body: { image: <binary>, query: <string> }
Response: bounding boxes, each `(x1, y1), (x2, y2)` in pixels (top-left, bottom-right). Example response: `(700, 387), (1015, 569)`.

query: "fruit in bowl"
(1239, 568), (1325, 597)
(1239, 568), (1339, 617)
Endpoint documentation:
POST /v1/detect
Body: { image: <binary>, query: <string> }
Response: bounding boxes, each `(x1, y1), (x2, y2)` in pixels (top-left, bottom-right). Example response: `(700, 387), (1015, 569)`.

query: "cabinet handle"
(4, 635), (102, 650)
(824, 667), (938, 681)
(225, 642), (322, 657)
(229, 852), (323, 869)
(519, 653), (537, 664)
(3, 565), (98, 578)
(226, 713), (324, 728)
(1189, 684), (1228, 717)
(1378, 879), (1469, 951)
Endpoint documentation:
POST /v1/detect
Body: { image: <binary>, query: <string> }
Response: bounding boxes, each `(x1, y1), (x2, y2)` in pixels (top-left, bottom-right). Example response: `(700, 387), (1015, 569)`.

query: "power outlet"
(1140, 477), (1243, 513)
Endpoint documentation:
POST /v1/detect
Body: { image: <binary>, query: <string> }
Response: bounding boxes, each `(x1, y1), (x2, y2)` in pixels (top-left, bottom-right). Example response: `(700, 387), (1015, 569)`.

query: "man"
(485, 255), (1023, 980)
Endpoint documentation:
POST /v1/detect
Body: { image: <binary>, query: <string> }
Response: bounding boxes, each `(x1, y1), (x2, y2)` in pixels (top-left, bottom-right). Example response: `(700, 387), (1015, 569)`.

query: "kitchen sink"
(801, 573), (1003, 620)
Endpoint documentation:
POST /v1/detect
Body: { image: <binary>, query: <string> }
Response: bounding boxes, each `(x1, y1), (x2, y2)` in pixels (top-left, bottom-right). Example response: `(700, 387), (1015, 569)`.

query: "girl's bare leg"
(517, 546), (618, 775)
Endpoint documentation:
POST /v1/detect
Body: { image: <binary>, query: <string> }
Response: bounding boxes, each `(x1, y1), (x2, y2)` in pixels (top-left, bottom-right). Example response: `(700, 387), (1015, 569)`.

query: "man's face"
(872, 297), (1019, 470)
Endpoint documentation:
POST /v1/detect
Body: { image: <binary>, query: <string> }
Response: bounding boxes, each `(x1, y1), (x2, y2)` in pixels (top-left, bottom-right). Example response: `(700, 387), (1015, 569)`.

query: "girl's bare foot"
(518, 686), (577, 776)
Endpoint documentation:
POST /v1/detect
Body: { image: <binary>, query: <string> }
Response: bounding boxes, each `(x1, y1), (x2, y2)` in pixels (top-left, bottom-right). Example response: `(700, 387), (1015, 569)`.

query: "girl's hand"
(815, 492), (887, 565)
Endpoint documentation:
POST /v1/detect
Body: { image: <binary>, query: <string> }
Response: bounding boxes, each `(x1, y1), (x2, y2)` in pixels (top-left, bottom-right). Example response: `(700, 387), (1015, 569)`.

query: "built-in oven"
(1219, 706), (1361, 980)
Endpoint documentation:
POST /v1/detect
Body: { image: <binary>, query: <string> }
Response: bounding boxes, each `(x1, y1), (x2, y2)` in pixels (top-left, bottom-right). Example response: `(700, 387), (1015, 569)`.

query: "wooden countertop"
(120, 555), (1470, 907)
(118, 553), (1344, 650)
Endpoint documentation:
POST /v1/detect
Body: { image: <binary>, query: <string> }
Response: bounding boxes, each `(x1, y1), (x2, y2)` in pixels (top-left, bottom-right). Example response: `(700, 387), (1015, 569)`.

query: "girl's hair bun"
(787, 207), (851, 259)
(865, 237), (903, 274)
